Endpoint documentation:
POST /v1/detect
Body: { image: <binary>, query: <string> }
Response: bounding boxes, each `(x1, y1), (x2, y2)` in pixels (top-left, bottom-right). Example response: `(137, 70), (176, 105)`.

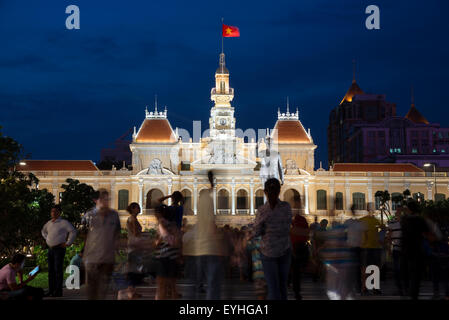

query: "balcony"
(211, 88), (234, 96)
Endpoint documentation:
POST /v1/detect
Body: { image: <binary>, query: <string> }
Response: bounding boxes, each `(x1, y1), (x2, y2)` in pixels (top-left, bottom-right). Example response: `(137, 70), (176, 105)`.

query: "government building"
(19, 52), (449, 228)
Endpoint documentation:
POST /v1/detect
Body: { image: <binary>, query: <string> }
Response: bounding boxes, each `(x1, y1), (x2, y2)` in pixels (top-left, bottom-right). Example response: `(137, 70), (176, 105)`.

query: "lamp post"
(424, 163), (437, 199)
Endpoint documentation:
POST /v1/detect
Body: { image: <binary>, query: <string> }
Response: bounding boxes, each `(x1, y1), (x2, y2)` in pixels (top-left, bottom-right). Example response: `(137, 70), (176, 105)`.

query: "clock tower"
(209, 52), (236, 140)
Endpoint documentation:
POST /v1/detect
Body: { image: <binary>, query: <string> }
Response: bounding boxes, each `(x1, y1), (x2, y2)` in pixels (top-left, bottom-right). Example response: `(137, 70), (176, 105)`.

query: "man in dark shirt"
(400, 200), (429, 300)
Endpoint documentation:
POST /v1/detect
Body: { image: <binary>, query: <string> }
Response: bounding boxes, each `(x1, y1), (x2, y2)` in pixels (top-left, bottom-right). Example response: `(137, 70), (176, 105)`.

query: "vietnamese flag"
(222, 24), (240, 37)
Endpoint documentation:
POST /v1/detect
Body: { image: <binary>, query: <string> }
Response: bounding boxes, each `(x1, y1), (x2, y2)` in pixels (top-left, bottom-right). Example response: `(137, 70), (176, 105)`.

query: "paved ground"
(47, 276), (441, 300)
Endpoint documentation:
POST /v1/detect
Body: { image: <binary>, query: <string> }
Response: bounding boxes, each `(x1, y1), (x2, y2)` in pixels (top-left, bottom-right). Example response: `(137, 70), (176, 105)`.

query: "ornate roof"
(135, 119), (177, 143)
(332, 163), (423, 172)
(405, 104), (429, 125)
(340, 80), (365, 104)
(18, 160), (99, 171)
(272, 119), (312, 144)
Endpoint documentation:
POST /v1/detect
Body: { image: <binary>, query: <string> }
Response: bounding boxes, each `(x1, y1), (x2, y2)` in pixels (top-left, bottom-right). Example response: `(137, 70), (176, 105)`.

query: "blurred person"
(0, 253), (43, 300)
(41, 204), (77, 297)
(69, 247), (85, 286)
(251, 178), (292, 300)
(359, 210), (382, 295)
(320, 221), (355, 300)
(125, 202), (144, 299)
(400, 200), (430, 300)
(158, 191), (185, 230)
(311, 219), (328, 282)
(344, 205), (364, 293)
(290, 213), (310, 300)
(154, 204), (182, 300)
(386, 207), (405, 296)
(83, 189), (121, 300)
(183, 171), (225, 300)
(81, 190), (100, 231)
(247, 234), (267, 299)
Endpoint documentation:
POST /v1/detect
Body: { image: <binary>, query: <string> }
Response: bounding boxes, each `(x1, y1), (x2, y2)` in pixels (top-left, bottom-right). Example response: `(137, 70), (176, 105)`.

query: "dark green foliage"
(59, 178), (96, 228)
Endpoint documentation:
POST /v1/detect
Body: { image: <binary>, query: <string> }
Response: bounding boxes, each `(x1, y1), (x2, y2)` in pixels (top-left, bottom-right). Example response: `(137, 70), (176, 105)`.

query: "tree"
(374, 190), (391, 225)
(0, 127), (54, 256)
(59, 178), (96, 228)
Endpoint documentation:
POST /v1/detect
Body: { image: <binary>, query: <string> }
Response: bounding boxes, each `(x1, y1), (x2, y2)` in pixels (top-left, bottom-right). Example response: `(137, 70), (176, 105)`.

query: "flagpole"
(221, 17), (224, 54)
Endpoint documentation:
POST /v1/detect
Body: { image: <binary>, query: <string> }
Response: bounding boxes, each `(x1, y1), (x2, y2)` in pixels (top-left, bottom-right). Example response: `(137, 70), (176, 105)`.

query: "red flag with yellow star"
(222, 24), (240, 37)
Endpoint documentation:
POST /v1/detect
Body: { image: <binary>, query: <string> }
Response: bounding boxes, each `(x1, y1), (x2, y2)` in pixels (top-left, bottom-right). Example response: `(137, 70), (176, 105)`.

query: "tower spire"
(286, 96), (290, 114)
(411, 85), (415, 108)
(154, 94), (158, 112)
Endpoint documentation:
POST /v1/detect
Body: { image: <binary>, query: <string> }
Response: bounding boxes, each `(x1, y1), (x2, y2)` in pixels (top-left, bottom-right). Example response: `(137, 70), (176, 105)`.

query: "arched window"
(237, 189), (248, 211)
(255, 189), (264, 210)
(352, 192), (366, 210)
(146, 189), (163, 210)
(435, 193), (446, 202)
(118, 189), (129, 210)
(391, 192), (402, 210)
(375, 194), (382, 210)
(218, 189), (230, 210)
(335, 192), (343, 210)
(284, 189), (301, 209)
(316, 190), (327, 210)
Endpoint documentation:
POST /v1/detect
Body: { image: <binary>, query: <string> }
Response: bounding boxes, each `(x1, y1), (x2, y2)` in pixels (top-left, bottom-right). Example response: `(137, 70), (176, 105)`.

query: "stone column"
(231, 177), (236, 215)
(138, 180), (143, 214)
(167, 178), (172, 205)
(345, 182), (351, 212)
(367, 181), (373, 210)
(250, 179), (255, 215)
(213, 184), (217, 215)
(329, 182), (335, 212)
(304, 179), (309, 214)
(427, 181), (433, 200)
(52, 183), (59, 203)
(110, 182), (116, 209)
(193, 178), (198, 215)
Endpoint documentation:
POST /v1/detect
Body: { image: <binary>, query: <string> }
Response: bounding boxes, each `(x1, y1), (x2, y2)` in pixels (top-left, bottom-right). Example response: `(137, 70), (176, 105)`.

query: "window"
(236, 189), (248, 209)
(412, 148), (418, 154)
(391, 192), (402, 210)
(335, 192), (343, 210)
(375, 195), (381, 210)
(255, 190), (264, 209)
(352, 192), (366, 210)
(316, 190), (327, 210)
(435, 193), (446, 203)
(118, 189), (129, 210)
(218, 189), (230, 209)
(442, 149), (446, 153)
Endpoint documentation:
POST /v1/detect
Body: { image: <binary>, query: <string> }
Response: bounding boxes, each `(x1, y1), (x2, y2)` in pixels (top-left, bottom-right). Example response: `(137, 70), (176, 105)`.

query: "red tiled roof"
(272, 120), (312, 144)
(18, 160), (99, 171)
(332, 163), (423, 172)
(135, 119), (177, 143)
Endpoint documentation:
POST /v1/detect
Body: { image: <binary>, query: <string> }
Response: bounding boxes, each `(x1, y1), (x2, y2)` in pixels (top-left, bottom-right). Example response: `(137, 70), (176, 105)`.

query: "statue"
(147, 158), (164, 175)
(259, 137), (284, 186)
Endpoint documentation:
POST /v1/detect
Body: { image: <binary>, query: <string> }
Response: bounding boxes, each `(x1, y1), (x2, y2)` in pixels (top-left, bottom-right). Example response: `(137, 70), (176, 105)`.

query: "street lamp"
(424, 163), (437, 199)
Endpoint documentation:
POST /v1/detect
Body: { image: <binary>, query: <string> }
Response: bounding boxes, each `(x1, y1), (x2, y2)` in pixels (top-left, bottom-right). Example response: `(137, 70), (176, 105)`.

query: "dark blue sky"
(1, 0), (448, 168)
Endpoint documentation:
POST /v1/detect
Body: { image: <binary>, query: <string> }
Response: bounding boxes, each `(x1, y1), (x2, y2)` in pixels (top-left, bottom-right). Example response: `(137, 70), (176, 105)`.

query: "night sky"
(1, 0), (448, 168)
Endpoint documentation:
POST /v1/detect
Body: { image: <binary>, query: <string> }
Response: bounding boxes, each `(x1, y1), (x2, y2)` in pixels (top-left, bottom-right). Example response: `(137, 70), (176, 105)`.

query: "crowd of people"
(1, 173), (448, 300)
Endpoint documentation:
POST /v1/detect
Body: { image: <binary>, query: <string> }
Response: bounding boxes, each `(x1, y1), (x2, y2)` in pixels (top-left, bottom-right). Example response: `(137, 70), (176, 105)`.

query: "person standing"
(83, 189), (121, 300)
(359, 210), (382, 295)
(41, 204), (77, 297)
(386, 207), (404, 296)
(252, 178), (292, 300)
(290, 213), (310, 300)
(158, 191), (185, 230)
(344, 205), (364, 294)
(400, 200), (429, 300)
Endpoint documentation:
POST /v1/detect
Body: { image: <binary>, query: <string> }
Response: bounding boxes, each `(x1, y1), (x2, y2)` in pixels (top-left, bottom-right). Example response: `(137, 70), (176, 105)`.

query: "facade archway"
(236, 189), (249, 212)
(255, 189), (264, 210)
(283, 189), (301, 209)
(145, 188), (164, 211)
(217, 189), (230, 214)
